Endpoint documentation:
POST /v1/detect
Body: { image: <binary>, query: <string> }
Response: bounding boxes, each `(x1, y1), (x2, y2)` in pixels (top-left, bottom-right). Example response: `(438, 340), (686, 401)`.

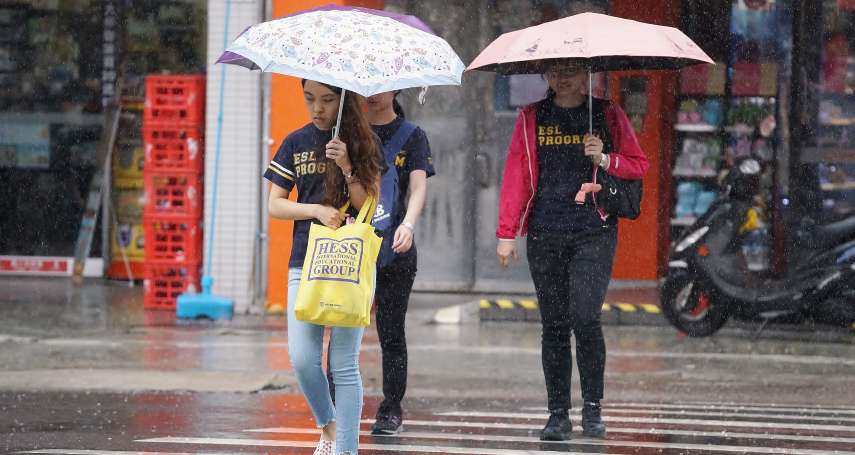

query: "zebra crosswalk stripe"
(435, 411), (855, 432)
(240, 427), (855, 455)
(19, 401), (855, 455)
(526, 402), (855, 415)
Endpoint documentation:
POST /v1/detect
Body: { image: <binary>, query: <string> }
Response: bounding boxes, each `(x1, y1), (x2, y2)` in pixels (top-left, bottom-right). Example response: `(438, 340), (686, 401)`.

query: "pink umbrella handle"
(589, 69), (593, 136)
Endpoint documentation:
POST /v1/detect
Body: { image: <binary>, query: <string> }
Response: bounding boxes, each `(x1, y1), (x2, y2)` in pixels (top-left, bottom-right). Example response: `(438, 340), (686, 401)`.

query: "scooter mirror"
(739, 159), (761, 175)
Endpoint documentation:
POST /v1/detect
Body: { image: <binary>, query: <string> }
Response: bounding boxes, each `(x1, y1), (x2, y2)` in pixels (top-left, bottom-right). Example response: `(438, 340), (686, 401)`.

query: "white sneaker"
(313, 438), (335, 455)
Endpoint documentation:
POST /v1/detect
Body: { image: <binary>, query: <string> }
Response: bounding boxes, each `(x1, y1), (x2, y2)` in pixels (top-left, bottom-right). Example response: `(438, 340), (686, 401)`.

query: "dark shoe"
(540, 410), (572, 441)
(581, 401), (606, 438)
(371, 411), (403, 435)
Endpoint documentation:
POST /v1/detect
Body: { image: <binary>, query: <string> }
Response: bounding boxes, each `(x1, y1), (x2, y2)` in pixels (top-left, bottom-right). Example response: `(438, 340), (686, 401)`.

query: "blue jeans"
(287, 268), (364, 454)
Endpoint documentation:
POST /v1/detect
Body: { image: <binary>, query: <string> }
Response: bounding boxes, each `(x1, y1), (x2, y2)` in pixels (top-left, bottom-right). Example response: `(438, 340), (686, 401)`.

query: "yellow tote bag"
(294, 196), (381, 327)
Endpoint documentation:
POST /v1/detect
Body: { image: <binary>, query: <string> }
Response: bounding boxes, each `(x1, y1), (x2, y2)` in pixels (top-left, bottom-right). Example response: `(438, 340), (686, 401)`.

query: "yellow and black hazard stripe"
(479, 299), (661, 314)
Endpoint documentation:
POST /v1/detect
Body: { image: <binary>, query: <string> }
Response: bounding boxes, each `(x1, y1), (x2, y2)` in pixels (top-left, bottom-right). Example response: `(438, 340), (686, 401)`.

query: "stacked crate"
(142, 75), (206, 310)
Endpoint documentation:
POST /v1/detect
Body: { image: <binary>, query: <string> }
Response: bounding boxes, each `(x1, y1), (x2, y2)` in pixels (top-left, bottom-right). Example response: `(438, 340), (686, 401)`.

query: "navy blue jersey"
(264, 123), (386, 268)
(371, 116), (435, 226)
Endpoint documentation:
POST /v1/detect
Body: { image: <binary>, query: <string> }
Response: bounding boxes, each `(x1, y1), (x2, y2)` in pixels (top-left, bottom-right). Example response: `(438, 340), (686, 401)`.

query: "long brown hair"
(302, 80), (382, 208)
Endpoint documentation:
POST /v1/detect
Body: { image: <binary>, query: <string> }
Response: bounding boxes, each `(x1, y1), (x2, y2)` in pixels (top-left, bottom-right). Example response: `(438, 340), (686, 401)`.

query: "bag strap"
(355, 195), (376, 225)
(338, 195), (377, 225)
(383, 121), (418, 163)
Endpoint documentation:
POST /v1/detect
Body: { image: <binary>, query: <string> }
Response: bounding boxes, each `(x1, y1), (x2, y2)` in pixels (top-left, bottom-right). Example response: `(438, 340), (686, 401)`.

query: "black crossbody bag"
(593, 167), (643, 220)
(590, 100), (643, 220)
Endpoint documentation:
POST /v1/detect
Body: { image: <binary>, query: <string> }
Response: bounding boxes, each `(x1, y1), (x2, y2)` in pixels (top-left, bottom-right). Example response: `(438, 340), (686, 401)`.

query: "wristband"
(401, 221), (415, 232)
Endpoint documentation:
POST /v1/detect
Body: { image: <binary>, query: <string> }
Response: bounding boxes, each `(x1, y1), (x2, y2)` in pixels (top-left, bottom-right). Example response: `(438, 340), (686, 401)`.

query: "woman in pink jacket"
(496, 60), (648, 441)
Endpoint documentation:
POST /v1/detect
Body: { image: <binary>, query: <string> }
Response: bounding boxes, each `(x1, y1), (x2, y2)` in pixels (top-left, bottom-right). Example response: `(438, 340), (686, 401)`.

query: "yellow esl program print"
(307, 237), (365, 284)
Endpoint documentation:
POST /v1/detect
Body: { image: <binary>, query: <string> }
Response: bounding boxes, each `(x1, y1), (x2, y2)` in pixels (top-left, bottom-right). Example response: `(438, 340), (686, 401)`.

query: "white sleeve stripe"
(270, 160), (295, 176)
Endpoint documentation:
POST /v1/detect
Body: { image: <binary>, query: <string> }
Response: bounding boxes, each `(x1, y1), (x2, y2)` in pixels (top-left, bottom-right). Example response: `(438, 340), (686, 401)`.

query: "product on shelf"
(675, 137), (721, 175)
(675, 181), (702, 218)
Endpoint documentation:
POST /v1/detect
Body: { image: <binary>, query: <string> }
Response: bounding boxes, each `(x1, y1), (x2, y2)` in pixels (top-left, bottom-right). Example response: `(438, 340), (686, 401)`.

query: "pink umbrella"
(467, 12), (714, 133)
(467, 12), (713, 74)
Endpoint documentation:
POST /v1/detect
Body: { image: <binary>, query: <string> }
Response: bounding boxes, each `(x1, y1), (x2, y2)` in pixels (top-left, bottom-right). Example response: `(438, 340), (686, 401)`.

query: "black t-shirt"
(264, 123), (385, 268)
(371, 116), (435, 227)
(529, 100), (608, 234)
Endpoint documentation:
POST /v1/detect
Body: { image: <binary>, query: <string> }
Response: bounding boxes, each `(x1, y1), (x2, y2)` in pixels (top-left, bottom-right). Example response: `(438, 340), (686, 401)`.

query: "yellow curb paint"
(616, 303), (637, 312)
(518, 300), (538, 310)
(640, 304), (661, 314)
(495, 300), (515, 310)
(602, 303), (611, 311)
(479, 300), (491, 309)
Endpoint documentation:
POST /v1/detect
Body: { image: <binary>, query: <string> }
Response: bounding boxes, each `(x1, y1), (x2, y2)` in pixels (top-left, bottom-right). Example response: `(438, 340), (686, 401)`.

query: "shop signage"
(0, 257), (69, 275)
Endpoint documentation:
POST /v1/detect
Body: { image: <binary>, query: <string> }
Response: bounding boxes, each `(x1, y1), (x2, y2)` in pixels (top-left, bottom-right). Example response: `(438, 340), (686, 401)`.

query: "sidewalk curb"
(0, 369), (299, 393)
(431, 300), (666, 325)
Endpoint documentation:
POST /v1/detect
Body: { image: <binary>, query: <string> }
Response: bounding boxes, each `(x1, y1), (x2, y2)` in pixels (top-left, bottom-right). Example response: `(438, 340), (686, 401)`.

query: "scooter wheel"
(660, 272), (730, 337)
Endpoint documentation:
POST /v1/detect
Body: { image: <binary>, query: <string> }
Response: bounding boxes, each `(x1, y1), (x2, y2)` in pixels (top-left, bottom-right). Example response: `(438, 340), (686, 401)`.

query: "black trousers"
(327, 248), (417, 416)
(526, 226), (617, 412)
(374, 248), (418, 415)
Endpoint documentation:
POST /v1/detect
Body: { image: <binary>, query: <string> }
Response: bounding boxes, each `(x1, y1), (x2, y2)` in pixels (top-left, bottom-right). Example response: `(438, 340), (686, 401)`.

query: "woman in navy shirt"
(364, 91), (434, 435)
(265, 79), (383, 455)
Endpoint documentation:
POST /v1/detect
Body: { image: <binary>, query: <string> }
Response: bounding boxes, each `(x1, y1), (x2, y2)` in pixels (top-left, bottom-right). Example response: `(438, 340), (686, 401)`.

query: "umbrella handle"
(332, 88), (347, 139)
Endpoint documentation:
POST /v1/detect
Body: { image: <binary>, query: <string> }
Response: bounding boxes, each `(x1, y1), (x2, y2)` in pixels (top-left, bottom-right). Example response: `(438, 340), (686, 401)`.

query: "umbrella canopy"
(295, 4), (434, 34)
(467, 12), (713, 74)
(217, 7), (464, 97)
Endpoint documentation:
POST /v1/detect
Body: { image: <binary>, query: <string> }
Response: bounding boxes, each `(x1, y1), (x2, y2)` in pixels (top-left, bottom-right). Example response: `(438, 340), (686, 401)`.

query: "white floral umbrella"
(219, 8), (464, 134)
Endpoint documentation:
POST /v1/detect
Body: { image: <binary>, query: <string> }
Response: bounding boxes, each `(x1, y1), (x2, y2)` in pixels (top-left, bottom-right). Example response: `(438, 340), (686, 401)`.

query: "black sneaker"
(581, 401), (606, 438)
(371, 411), (403, 435)
(540, 410), (572, 441)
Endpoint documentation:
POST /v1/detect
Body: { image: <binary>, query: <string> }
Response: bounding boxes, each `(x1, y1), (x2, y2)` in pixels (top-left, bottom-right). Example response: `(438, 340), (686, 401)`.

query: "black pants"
(374, 248), (417, 415)
(327, 248), (417, 416)
(527, 226), (617, 412)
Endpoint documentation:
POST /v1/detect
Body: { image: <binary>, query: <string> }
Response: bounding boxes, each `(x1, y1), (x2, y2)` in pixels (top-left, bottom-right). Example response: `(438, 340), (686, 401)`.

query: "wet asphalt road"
(5, 390), (855, 454)
(2, 277), (855, 454)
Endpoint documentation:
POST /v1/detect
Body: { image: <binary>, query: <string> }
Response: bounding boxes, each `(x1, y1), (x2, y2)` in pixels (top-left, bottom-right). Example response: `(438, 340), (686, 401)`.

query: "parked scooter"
(661, 158), (855, 336)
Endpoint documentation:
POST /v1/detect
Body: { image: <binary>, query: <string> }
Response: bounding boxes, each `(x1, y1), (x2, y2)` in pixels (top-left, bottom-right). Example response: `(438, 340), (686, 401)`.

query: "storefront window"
(0, 0), (205, 262)
(811, 0), (855, 220)
(490, 0), (610, 112)
(0, 1), (104, 257)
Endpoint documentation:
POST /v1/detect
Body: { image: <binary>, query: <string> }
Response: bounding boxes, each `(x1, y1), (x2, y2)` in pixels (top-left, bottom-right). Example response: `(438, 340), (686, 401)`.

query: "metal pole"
(204, 0), (231, 291)
(589, 69), (593, 135)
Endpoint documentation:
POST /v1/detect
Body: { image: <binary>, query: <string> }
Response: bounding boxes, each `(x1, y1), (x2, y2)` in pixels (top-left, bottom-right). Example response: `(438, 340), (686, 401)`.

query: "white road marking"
(435, 411), (855, 432)
(137, 436), (611, 455)
(246, 427), (855, 455)
(524, 403), (855, 416)
(20, 450), (243, 455)
(256, 421), (855, 445)
(511, 407), (855, 422)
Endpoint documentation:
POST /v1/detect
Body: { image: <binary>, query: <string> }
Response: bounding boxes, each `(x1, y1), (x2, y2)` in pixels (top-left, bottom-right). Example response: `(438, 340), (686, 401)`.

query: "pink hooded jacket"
(496, 99), (649, 240)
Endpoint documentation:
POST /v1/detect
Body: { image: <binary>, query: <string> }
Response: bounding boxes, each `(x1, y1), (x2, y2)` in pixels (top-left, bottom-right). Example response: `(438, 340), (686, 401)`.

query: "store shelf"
(675, 124), (719, 133)
(821, 182), (855, 191)
(820, 118), (855, 126)
(724, 124), (755, 135)
(671, 217), (698, 227)
(673, 169), (719, 178)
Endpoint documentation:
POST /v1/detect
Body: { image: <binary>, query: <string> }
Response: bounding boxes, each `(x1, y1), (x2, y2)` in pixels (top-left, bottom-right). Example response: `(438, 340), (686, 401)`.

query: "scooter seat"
(804, 216), (855, 249)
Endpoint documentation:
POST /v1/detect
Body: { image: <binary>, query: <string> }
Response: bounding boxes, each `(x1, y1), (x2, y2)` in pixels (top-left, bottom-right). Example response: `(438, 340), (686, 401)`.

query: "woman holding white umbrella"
(266, 79), (383, 455)
(220, 5), (464, 454)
